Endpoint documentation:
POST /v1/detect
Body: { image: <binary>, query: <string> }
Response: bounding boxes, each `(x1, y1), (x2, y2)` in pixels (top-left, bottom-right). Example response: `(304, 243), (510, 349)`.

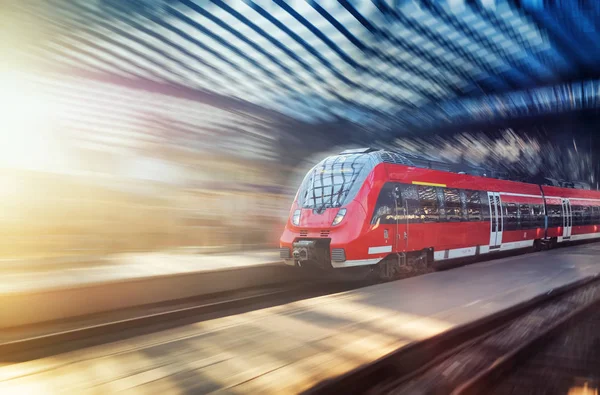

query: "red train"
(279, 148), (600, 280)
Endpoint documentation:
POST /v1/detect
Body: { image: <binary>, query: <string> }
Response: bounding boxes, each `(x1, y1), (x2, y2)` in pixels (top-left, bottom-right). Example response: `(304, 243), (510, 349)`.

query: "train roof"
(338, 147), (593, 191)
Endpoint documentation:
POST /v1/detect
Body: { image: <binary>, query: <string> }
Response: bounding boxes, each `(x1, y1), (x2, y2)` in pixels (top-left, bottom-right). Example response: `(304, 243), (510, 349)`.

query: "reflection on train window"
(297, 154), (372, 209)
(547, 205), (562, 227)
(417, 186), (439, 222)
(479, 191), (491, 221)
(531, 204), (545, 228)
(371, 183), (421, 224)
(465, 190), (481, 221)
(371, 182), (398, 224)
(504, 202), (518, 231)
(572, 205), (583, 226)
(594, 206), (600, 222)
(401, 184), (422, 223)
(443, 188), (462, 221)
(581, 206), (592, 225)
(519, 204), (531, 229)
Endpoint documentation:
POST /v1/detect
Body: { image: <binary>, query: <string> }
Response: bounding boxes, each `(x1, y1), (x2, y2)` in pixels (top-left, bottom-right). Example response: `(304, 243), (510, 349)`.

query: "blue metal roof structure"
(7, 0), (600, 135)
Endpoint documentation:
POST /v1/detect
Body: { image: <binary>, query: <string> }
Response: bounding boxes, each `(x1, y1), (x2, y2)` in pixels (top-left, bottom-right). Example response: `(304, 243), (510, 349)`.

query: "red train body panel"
(279, 150), (600, 271)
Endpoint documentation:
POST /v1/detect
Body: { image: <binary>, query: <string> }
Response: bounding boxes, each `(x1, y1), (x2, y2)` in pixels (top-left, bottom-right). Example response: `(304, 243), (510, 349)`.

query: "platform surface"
(0, 250), (282, 294)
(1, 244), (599, 394)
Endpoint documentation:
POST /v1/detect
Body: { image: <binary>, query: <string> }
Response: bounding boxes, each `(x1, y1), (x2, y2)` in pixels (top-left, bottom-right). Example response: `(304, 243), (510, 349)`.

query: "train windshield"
(297, 154), (376, 210)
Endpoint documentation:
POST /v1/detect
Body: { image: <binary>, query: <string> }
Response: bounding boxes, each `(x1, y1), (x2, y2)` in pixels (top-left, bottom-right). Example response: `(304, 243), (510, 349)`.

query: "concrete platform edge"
(0, 262), (309, 329)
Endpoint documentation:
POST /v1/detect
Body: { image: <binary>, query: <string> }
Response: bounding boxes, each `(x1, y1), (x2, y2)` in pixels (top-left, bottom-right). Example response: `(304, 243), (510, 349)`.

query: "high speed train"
(279, 148), (600, 280)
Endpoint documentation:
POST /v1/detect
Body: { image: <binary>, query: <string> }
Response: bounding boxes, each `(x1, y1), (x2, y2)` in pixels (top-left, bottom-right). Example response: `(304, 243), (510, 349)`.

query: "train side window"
(579, 206), (592, 225)
(575, 205), (589, 226)
(417, 185), (439, 222)
(572, 205), (583, 226)
(465, 190), (481, 221)
(399, 184), (422, 224)
(554, 204), (564, 227)
(503, 202), (518, 231)
(531, 204), (544, 228)
(443, 188), (462, 222)
(519, 204), (531, 229)
(581, 206), (592, 225)
(594, 206), (600, 223)
(548, 205), (562, 227)
(371, 182), (421, 225)
(459, 190), (468, 222)
(479, 191), (491, 221)
(370, 182), (396, 225)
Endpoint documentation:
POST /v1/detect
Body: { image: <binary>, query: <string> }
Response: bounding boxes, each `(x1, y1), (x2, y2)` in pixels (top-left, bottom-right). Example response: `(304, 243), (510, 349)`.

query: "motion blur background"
(1, 0), (599, 261)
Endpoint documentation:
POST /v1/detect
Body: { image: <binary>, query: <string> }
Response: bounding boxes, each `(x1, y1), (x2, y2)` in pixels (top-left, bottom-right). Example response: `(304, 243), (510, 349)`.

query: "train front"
(279, 151), (378, 271)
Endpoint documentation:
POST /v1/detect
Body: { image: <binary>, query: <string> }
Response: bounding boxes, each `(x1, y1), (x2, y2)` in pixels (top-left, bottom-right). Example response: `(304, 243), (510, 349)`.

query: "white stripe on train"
(559, 232), (600, 242)
(368, 245), (392, 254)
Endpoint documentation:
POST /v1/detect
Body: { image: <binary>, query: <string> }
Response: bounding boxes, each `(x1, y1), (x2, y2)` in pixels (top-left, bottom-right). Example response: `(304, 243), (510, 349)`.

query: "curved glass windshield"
(297, 153), (376, 210)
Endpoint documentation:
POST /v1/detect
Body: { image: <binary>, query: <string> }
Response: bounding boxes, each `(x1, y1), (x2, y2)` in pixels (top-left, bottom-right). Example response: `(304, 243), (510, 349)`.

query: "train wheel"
(377, 257), (398, 282)
(376, 252), (432, 282)
(405, 250), (434, 277)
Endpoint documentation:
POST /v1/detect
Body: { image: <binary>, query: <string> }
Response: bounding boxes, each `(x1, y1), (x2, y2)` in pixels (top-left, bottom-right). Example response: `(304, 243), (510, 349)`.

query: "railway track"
(306, 273), (600, 395)
(0, 279), (368, 363)
(487, 298), (600, 394)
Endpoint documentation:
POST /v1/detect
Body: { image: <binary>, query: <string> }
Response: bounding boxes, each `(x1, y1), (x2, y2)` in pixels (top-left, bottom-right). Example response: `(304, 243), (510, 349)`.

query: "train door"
(372, 183), (401, 255)
(487, 192), (503, 249)
(393, 184), (408, 252)
(561, 198), (572, 239)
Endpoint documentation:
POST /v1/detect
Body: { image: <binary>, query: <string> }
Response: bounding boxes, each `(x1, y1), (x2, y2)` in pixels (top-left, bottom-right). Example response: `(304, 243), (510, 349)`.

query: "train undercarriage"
(290, 239), (435, 282)
(288, 238), (563, 283)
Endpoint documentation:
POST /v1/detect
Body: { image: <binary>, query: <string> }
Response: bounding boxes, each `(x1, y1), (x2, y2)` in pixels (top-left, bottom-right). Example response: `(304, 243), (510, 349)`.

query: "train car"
(541, 185), (600, 245)
(279, 148), (600, 280)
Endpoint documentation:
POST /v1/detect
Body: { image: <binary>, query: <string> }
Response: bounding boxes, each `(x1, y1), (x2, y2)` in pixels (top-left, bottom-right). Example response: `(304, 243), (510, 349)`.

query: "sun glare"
(0, 70), (60, 172)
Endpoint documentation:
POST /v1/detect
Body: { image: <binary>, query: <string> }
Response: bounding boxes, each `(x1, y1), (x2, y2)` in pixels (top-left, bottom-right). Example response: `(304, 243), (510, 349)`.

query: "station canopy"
(6, 0), (600, 133)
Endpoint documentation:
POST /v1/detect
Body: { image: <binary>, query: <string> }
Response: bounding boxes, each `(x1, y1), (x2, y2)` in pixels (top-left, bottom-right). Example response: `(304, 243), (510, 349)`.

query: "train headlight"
(332, 208), (347, 226)
(292, 209), (301, 226)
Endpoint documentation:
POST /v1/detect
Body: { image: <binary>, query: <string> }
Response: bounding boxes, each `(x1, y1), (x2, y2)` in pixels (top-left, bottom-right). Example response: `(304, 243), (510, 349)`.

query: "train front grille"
(279, 248), (291, 259)
(331, 248), (346, 262)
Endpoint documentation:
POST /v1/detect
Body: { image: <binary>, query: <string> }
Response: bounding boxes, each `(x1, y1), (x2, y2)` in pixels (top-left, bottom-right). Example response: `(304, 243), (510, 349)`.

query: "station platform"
(0, 249), (282, 294)
(1, 243), (599, 394)
(0, 249), (290, 329)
